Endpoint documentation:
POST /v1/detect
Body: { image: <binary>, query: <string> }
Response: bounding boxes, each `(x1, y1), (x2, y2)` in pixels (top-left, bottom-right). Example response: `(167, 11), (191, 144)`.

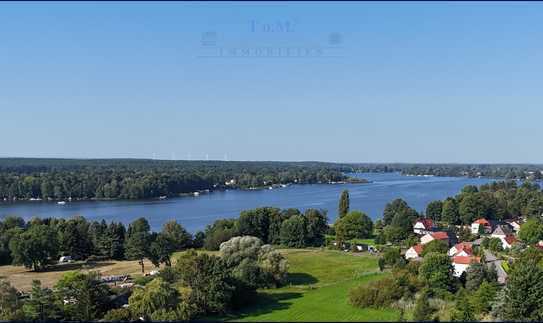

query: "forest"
(0, 158), (350, 200)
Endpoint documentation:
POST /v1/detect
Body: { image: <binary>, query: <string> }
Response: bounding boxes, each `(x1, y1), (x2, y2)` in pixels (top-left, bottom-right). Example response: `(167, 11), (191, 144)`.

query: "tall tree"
(54, 271), (111, 321)
(22, 280), (60, 320)
(426, 200), (443, 221)
(9, 224), (59, 271)
(125, 218), (151, 273)
(335, 211), (373, 243)
(499, 259), (543, 320)
(0, 280), (23, 320)
(338, 190), (350, 218)
(441, 197), (460, 225)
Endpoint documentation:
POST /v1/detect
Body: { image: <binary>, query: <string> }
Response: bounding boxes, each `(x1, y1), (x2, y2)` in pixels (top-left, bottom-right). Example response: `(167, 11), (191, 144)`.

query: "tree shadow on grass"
(287, 272), (318, 286)
(221, 291), (303, 321)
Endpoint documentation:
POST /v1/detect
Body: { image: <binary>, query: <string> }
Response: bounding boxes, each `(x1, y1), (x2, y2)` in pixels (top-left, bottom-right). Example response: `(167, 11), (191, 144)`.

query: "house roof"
(431, 231), (449, 240)
(504, 235), (517, 245)
(412, 244), (424, 255)
(493, 225), (513, 236)
(453, 256), (481, 265)
(415, 218), (434, 229)
(473, 218), (491, 226)
(452, 242), (473, 255)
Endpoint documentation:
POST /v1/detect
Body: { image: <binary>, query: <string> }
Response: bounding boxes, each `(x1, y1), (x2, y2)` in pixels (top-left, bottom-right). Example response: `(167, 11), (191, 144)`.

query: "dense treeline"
(202, 207), (329, 250)
(0, 158), (349, 200)
(0, 216), (193, 270)
(350, 163), (543, 180)
(0, 206), (329, 269)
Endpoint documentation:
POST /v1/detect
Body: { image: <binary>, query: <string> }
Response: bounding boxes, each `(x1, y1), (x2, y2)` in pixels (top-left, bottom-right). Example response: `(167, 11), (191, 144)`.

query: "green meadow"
(221, 249), (400, 322)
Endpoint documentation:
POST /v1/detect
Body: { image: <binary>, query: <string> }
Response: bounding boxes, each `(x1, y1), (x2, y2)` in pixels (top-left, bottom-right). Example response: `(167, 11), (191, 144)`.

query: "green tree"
(58, 217), (93, 260)
(304, 209), (328, 247)
(499, 259), (543, 320)
(420, 239), (448, 257)
(9, 224), (59, 271)
(383, 199), (417, 225)
(125, 218), (151, 272)
(175, 251), (234, 314)
(128, 277), (180, 320)
(451, 290), (475, 321)
(280, 215), (307, 248)
(335, 211), (373, 242)
(472, 281), (497, 315)
(54, 271), (111, 321)
(459, 194), (480, 224)
(465, 262), (487, 291)
(426, 200), (443, 221)
(204, 219), (239, 251)
(125, 231), (150, 273)
(238, 207), (276, 243)
(413, 290), (434, 321)
(148, 233), (176, 267)
(0, 280), (23, 320)
(441, 197), (460, 225)
(161, 220), (192, 250)
(338, 190), (350, 218)
(22, 280), (60, 320)
(519, 218), (543, 245)
(418, 252), (454, 291)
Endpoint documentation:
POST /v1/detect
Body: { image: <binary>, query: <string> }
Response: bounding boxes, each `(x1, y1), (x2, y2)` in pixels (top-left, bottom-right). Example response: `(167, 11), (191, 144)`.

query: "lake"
(0, 172), (497, 232)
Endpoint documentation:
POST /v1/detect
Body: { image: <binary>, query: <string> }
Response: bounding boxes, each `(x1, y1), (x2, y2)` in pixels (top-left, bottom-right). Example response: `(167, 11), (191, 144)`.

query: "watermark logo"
(197, 20), (344, 59)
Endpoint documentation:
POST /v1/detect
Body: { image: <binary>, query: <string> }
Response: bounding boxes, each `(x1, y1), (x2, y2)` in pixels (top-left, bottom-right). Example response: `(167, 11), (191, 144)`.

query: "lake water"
(0, 173), (496, 232)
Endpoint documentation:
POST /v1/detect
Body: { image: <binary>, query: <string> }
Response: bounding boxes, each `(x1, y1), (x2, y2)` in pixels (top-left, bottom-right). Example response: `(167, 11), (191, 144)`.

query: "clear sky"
(1, 2), (543, 163)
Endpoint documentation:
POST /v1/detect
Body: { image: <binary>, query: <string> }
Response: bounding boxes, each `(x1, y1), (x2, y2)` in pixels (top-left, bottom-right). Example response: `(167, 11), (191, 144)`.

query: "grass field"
(0, 259), (156, 291)
(221, 249), (400, 322)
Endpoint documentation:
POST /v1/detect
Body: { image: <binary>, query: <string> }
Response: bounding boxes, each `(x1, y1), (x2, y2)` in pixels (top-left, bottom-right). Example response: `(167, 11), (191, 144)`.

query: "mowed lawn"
(222, 249), (400, 322)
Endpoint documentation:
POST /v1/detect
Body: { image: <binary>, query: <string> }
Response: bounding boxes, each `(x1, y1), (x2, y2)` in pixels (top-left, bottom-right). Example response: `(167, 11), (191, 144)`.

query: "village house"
(405, 244), (424, 260)
(500, 235), (518, 249)
(491, 224), (514, 239)
(448, 242), (473, 257)
(413, 218), (434, 235)
(505, 219), (522, 232)
(452, 255), (481, 277)
(421, 231), (450, 245)
(471, 218), (493, 234)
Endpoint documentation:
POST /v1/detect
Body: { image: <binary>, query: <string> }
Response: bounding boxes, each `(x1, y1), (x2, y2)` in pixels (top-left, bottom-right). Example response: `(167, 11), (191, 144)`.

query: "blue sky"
(1, 2), (543, 163)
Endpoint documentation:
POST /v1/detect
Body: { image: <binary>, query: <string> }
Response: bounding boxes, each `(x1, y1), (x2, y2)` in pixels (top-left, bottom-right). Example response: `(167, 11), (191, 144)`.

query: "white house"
(500, 235), (518, 249)
(413, 219), (434, 235)
(405, 244), (424, 260)
(491, 225), (513, 239)
(448, 242), (473, 257)
(452, 256), (481, 277)
(471, 218), (492, 235)
(421, 231), (450, 245)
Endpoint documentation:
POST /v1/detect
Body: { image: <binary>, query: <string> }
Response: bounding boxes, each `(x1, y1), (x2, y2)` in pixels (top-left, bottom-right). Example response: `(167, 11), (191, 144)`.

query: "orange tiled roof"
(453, 242), (473, 255)
(416, 218), (434, 229)
(453, 256), (481, 265)
(473, 218), (490, 226)
(413, 244), (424, 255)
(431, 231), (449, 240)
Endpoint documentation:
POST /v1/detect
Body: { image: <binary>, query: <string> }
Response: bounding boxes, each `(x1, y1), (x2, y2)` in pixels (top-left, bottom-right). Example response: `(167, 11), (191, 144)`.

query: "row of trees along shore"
(0, 158), (350, 200)
(2, 179), (543, 320)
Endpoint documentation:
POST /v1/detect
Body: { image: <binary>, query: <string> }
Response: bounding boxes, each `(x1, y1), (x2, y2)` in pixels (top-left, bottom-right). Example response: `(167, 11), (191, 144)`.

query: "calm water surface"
(0, 173), (496, 232)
